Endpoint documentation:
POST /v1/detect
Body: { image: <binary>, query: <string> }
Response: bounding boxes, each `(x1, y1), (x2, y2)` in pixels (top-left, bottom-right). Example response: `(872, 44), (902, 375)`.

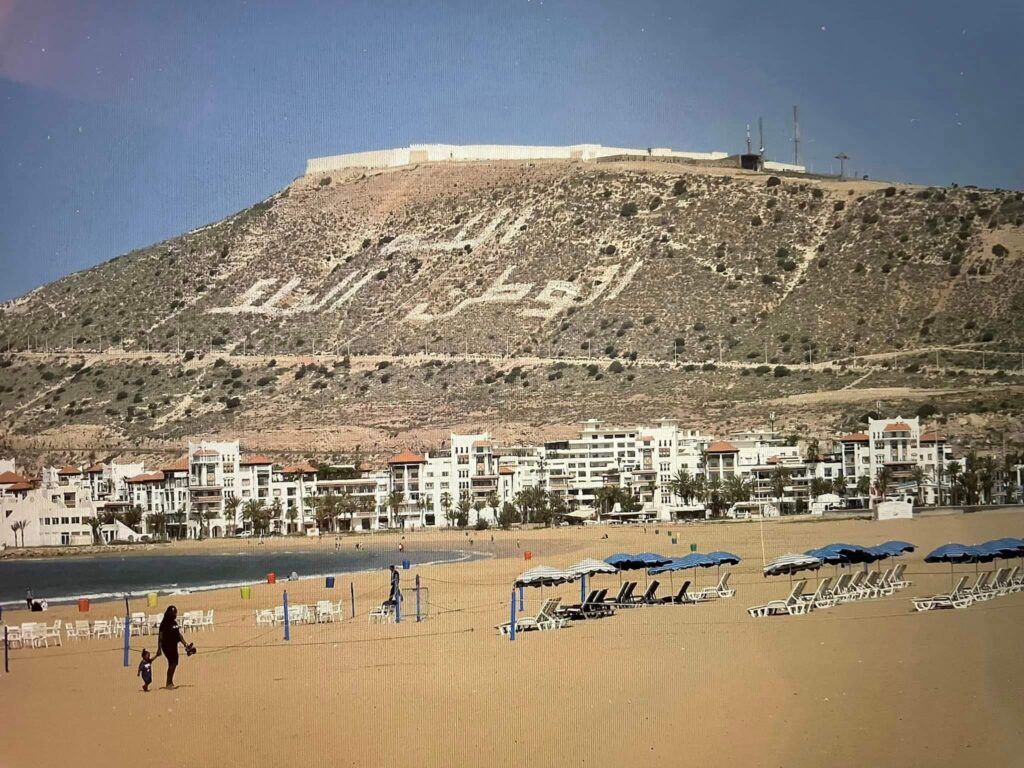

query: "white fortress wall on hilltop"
(763, 160), (806, 173)
(304, 144), (731, 174)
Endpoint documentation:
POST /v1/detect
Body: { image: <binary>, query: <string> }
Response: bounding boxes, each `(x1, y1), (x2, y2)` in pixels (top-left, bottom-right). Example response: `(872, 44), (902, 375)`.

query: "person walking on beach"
(388, 564), (401, 606)
(154, 606), (188, 689)
(25, 587), (33, 610)
(138, 649), (154, 692)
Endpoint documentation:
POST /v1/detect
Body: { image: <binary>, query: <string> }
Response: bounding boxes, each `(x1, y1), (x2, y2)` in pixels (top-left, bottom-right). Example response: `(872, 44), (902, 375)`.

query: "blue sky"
(1, 0), (1021, 301)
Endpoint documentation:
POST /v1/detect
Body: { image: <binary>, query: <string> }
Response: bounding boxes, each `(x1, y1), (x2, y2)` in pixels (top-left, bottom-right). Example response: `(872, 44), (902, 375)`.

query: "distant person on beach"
(25, 587), (33, 610)
(398, 542), (405, 553)
(138, 649), (154, 692)
(155, 606), (189, 689)
(387, 564), (401, 605)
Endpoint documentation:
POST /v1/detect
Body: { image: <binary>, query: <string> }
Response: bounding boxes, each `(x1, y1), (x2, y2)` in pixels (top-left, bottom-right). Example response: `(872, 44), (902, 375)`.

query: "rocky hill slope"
(1, 159), (1023, 460)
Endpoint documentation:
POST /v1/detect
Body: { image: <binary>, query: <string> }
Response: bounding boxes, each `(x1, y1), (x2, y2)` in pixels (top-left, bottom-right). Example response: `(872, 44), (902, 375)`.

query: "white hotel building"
(0, 415), (971, 548)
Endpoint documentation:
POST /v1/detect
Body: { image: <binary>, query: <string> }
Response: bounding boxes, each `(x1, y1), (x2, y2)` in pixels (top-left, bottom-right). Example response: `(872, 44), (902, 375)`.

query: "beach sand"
(2, 510), (1024, 767)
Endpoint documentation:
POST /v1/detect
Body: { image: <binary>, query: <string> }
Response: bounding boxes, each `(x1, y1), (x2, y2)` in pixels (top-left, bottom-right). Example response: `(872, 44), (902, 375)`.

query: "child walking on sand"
(138, 649), (154, 692)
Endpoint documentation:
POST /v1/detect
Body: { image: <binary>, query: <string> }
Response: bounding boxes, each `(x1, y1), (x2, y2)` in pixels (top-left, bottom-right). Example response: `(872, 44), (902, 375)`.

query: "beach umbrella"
(705, 550), (742, 580)
(647, 553), (715, 590)
(514, 565), (576, 604)
(566, 558), (618, 601)
(924, 543), (988, 587)
(763, 553), (822, 582)
(979, 538), (1024, 570)
(878, 540), (915, 554)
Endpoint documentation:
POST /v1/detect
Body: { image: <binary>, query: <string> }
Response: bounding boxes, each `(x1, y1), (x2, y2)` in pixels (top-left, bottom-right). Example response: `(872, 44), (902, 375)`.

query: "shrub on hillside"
(773, 365), (790, 377)
(766, 176), (781, 187)
(620, 202), (639, 218)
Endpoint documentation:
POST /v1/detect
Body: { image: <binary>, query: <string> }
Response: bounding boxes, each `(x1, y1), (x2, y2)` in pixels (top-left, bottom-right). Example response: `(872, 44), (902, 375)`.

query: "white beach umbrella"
(514, 565), (576, 587)
(763, 553), (822, 582)
(566, 558), (618, 601)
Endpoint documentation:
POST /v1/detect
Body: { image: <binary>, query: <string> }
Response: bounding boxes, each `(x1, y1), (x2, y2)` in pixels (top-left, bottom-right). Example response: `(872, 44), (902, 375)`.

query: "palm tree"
(440, 492), (453, 525)
(593, 485), (617, 521)
(86, 515), (103, 544)
(832, 472), (847, 497)
(242, 499), (265, 534)
(457, 496), (472, 527)
(805, 438), (820, 462)
(723, 475), (751, 510)
(270, 498), (284, 532)
(202, 508), (220, 538)
(909, 466), (927, 505)
(667, 469), (693, 506)
(707, 476), (723, 517)
(315, 493), (337, 532)
(387, 491), (404, 530)
(146, 512), (168, 540)
(189, 508), (205, 539)
(855, 475), (871, 499)
(224, 494), (241, 534)
(873, 466), (893, 502)
(485, 491), (499, 514)
(119, 505), (143, 532)
(285, 506), (298, 534)
(978, 455), (998, 504)
(10, 520), (28, 547)
(808, 477), (831, 499)
(946, 460), (962, 505)
(770, 465), (791, 513)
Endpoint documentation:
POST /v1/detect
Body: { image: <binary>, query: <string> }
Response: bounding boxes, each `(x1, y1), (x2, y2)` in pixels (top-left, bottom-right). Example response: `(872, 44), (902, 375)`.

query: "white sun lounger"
(497, 597), (567, 635)
(748, 580), (809, 618)
(912, 576), (973, 611)
(800, 578), (836, 610)
(694, 572), (735, 600)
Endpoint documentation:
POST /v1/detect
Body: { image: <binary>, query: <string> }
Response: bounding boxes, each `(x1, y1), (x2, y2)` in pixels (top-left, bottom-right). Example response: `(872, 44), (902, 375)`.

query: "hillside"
(2, 158), (1023, 461)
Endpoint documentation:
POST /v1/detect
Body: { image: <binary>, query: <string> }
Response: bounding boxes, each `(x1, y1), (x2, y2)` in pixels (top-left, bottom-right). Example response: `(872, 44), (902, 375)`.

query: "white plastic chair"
(43, 619), (63, 646)
(93, 620), (112, 639)
(316, 601), (334, 623)
(202, 610), (215, 631)
(255, 609), (274, 626)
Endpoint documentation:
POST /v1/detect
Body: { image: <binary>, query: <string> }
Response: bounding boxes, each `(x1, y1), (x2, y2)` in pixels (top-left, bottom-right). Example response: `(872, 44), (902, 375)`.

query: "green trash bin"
(240, 586), (252, 599)
(690, 543), (697, 553)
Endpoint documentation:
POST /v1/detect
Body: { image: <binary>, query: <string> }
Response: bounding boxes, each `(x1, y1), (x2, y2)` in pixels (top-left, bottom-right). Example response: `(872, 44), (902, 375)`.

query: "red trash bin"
(524, 551), (532, 561)
(78, 598), (90, 612)
(267, 572), (276, 584)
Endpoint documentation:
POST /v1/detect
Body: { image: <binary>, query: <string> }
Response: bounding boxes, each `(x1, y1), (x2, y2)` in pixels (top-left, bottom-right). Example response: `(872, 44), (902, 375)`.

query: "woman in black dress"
(155, 605), (187, 689)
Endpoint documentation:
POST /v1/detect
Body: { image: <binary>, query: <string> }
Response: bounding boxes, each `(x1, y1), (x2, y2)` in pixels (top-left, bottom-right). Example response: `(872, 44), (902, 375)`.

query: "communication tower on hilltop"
(792, 106), (801, 166)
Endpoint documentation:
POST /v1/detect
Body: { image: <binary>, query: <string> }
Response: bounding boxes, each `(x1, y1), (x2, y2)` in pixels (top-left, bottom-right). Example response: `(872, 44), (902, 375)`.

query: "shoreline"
(0, 546), (495, 610)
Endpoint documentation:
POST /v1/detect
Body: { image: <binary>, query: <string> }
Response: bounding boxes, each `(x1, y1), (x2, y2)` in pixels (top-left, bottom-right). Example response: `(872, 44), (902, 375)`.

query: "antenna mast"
(758, 117), (765, 155)
(746, 124), (752, 154)
(792, 106), (800, 166)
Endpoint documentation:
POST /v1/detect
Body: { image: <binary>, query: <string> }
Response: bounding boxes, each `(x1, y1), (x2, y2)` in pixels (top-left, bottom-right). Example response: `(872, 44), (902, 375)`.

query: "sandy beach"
(2, 511), (1024, 767)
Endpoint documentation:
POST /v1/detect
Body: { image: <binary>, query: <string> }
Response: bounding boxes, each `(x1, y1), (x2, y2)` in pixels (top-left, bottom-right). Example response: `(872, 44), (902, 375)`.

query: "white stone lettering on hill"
(407, 260), (643, 323)
(381, 208), (529, 256)
(207, 270), (372, 316)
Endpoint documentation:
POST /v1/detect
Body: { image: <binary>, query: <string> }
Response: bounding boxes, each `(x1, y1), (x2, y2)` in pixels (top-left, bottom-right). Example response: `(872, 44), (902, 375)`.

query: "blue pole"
(509, 589), (516, 641)
(396, 587), (402, 623)
(518, 585), (524, 611)
(122, 596), (130, 668)
(415, 574), (421, 622)
(580, 573), (586, 603)
(283, 590), (290, 641)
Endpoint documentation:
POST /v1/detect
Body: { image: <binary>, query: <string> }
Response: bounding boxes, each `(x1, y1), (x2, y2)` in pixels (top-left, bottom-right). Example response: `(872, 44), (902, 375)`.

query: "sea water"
(0, 547), (480, 607)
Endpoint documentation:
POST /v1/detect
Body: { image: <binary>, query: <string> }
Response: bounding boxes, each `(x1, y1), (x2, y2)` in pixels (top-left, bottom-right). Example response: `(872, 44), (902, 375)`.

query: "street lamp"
(834, 153), (849, 178)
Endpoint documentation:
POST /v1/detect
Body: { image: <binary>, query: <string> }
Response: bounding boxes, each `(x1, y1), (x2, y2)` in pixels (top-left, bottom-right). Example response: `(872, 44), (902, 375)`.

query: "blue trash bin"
(325, 576), (336, 588)
(402, 559), (411, 570)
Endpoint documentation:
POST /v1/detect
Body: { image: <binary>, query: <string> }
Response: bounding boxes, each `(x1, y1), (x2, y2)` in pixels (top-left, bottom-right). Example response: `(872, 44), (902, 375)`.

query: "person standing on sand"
(25, 587), (33, 610)
(388, 564), (401, 606)
(154, 606), (188, 689)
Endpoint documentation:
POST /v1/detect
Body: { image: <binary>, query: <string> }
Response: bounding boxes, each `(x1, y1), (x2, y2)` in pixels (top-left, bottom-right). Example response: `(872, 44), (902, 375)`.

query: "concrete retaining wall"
(304, 143), (731, 174)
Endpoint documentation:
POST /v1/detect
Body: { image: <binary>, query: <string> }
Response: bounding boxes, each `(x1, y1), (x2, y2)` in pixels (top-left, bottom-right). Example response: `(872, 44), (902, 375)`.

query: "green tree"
(387, 491), (404, 529)
(945, 460), (962, 505)
(146, 511), (168, 540)
(668, 469), (693, 506)
(855, 475), (871, 499)
(10, 519), (29, 547)
(440, 492), (453, 526)
(119, 505), (143, 531)
(497, 501), (518, 529)
(456, 496), (472, 527)
(832, 472), (847, 497)
(909, 466), (927, 505)
(805, 438), (820, 462)
(242, 499), (267, 534)
(224, 494), (241, 533)
(874, 466), (893, 501)
(808, 477), (831, 499)
(770, 465), (791, 512)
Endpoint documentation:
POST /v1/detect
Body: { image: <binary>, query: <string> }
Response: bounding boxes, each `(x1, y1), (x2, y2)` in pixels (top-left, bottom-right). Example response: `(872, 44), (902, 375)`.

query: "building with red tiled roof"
(388, 450), (427, 465)
(127, 471), (165, 483)
(840, 432), (869, 443)
(920, 432), (946, 443)
(498, 466), (514, 475)
(240, 455), (274, 466)
(705, 441), (738, 453)
(192, 449), (219, 458)
(0, 470), (31, 485)
(282, 462), (318, 475)
(86, 462), (107, 473)
(161, 456), (190, 472)
(58, 465), (82, 475)
(884, 422), (911, 432)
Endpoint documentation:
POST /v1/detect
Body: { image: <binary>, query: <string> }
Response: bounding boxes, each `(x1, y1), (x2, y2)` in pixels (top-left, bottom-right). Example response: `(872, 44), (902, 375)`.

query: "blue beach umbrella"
(705, 551), (742, 580)
(878, 540), (916, 554)
(647, 553), (715, 589)
(925, 543), (988, 587)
